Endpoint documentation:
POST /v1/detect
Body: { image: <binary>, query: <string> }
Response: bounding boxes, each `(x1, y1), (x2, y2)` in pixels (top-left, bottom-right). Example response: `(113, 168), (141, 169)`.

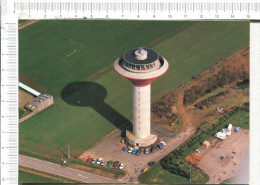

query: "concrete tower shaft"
(133, 84), (151, 138)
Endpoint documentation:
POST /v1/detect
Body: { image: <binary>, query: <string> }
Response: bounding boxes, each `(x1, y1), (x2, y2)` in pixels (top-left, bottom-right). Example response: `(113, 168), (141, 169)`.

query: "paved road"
(19, 155), (119, 183)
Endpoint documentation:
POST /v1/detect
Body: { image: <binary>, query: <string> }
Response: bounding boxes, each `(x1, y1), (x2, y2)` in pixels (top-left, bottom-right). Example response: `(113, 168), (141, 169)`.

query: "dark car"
(136, 149), (142, 155)
(113, 161), (120, 168)
(131, 148), (138, 155)
(122, 146), (129, 151)
(107, 160), (113, 167)
(157, 143), (163, 149)
(150, 146), (155, 153)
(144, 148), (150, 154)
(148, 161), (155, 166)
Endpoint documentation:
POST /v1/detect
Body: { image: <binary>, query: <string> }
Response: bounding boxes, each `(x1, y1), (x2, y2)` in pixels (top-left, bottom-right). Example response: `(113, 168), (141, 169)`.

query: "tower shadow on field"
(60, 81), (131, 133)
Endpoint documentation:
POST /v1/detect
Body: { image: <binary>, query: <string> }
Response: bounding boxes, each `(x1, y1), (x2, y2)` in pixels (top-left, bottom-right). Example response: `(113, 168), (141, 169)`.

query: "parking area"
(197, 128), (249, 184)
(79, 123), (180, 181)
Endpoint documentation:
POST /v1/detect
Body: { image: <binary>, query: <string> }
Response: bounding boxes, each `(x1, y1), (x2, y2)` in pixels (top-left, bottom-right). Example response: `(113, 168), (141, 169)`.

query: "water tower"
(114, 47), (169, 146)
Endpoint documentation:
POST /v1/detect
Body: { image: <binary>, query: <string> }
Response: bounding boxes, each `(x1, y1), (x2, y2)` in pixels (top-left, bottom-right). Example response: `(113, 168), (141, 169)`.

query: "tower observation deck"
(114, 47), (169, 147)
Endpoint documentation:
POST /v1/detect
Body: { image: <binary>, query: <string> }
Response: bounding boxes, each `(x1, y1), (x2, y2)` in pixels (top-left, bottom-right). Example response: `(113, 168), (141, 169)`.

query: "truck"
(214, 132), (226, 140)
(228, 124), (233, 130)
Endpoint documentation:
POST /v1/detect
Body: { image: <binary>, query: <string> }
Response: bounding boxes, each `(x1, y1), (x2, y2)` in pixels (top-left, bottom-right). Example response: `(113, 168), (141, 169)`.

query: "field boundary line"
(19, 20), (40, 30)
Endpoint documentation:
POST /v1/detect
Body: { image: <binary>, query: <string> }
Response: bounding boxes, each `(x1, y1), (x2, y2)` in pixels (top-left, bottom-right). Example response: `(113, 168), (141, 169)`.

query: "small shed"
(202, 140), (210, 148)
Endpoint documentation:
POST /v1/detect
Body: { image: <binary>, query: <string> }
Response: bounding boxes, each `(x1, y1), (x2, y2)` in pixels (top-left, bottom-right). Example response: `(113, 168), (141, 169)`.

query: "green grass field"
(19, 20), (249, 157)
(138, 162), (209, 184)
(19, 171), (61, 183)
(227, 110), (249, 130)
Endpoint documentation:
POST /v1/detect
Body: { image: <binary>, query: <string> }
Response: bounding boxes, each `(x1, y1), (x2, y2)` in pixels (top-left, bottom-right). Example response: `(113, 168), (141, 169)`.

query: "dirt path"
(177, 91), (189, 130)
(177, 90), (201, 133)
(19, 20), (39, 30)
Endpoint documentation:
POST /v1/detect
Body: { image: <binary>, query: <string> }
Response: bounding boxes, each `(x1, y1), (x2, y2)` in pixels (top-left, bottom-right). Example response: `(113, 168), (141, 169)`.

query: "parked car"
(100, 160), (106, 166)
(86, 157), (93, 163)
(234, 127), (240, 132)
(96, 158), (103, 165)
(118, 163), (124, 170)
(107, 160), (113, 167)
(113, 161), (120, 168)
(157, 143), (163, 149)
(150, 146), (155, 153)
(136, 149), (142, 155)
(91, 158), (98, 164)
(148, 161), (155, 166)
(128, 147), (134, 153)
(144, 148), (150, 154)
(131, 148), (138, 155)
(122, 146), (129, 151)
(160, 141), (166, 146)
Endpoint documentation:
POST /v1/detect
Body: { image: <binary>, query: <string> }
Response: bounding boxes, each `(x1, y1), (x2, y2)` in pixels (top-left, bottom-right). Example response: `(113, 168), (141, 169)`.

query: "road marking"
(77, 174), (89, 178)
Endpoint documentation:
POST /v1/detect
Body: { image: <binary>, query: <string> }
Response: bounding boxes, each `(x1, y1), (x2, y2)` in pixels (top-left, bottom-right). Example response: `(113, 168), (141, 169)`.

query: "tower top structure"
(114, 47), (169, 86)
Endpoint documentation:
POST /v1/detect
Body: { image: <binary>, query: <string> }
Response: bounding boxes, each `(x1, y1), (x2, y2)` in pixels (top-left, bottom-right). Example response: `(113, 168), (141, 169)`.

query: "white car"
(96, 158), (103, 165)
(128, 148), (134, 153)
(160, 141), (166, 146)
(119, 163), (124, 170)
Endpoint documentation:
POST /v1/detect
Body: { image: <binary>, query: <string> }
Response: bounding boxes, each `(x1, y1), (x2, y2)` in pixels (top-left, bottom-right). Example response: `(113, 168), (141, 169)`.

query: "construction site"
(184, 127), (249, 184)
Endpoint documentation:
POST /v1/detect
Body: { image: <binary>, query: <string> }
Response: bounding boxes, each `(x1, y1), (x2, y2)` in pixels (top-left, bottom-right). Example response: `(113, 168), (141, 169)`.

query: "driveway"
(79, 123), (194, 183)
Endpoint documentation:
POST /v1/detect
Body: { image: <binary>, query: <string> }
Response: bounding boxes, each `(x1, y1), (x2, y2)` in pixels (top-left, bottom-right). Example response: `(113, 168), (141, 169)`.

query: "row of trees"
(184, 65), (249, 106)
(151, 92), (179, 125)
(194, 91), (227, 110)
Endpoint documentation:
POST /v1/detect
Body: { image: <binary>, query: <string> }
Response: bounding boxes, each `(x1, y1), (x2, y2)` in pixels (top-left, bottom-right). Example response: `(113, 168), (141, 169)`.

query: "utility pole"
(190, 164), (192, 182)
(68, 144), (70, 159)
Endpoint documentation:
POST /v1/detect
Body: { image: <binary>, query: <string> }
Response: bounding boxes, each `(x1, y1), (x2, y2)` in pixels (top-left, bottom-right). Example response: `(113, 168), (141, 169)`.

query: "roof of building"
(123, 48), (159, 65)
(32, 94), (51, 104)
(25, 94), (52, 111)
(19, 82), (41, 96)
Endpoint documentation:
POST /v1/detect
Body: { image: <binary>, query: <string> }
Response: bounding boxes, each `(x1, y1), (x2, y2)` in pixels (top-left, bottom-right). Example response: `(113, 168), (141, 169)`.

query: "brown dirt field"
(19, 76), (47, 93)
(19, 88), (35, 108)
(197, 129), (249, 184)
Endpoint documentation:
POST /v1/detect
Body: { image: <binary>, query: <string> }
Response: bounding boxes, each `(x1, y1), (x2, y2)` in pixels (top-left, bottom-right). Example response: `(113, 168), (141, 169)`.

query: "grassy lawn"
(138, 162), (208, 184)
(19, 20), (249, 158)
(225, 109), (249, 129)
(19, 171), (62, 183)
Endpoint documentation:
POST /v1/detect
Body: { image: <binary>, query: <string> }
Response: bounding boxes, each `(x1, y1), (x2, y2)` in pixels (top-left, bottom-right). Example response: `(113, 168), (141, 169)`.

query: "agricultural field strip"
(19, 166), (80, 183)
(19, 170), (62, 183)
(19, 21), (249, 158)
